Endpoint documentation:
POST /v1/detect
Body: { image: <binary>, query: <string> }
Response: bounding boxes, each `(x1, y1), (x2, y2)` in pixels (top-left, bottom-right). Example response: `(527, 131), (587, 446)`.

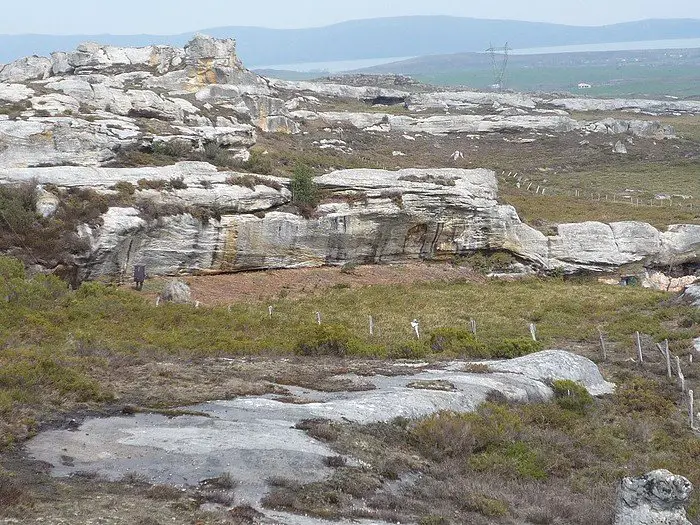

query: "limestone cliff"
(2, 163), (695, 279)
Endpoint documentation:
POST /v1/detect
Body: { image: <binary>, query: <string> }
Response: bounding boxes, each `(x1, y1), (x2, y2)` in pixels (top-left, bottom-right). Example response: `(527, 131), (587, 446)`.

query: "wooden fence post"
(316, 312), (322, 325)
(665, 340), (672, 379)
(676, 356), (685, 392)
(529, 323), (537, 342)
(636, 332), (643, 364)
(690, 390), (695, 430)
(597, 328), (607, 361)
(369, 315), (374, 336)
(411, 319), (420, 339)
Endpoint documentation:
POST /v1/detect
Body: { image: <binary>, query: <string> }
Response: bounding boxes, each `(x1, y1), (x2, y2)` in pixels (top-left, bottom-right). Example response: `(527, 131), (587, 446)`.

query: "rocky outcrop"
(408, 90), (538, 110)
(590, 118), (675, 140)
(309, 111), (580, 135)
(268, 78), (410, 103)
(289, 108), (673, 139)
(0, 116), (139, 168)
(684, 284), (700, 308)
(0, 38), (696, 281)
(614, 470), (693, 525)
(487, 350), (614, 396)
(550, 97), (700, 116)
(2, 163), (695, 279)
(28, 350), (612, 511)
(0, 35), (301, 170)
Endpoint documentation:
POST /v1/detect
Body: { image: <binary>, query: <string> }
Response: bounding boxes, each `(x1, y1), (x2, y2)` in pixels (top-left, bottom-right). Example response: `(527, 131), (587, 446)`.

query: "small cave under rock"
(366, 96), (407, 107)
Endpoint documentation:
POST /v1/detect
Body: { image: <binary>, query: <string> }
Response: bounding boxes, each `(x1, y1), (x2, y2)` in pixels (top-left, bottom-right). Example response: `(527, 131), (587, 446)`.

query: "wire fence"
(498, 170), (696, 211)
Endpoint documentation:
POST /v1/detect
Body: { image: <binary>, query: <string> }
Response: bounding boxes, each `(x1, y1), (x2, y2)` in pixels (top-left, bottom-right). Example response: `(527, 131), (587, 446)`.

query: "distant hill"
(1, 16), (699, 66)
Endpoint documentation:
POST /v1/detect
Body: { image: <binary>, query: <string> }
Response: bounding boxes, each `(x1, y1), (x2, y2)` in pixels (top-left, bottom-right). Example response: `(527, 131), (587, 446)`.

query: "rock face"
(0, 35), (301, 169)
(27, 350), (612, 510)
(1, 36), (696, 281)
(1, 164), (697, 279)
(684, 284), (700, 308)
(308, 111), (581, 135)
(614, 470), (693, 525)
(550, 97), (700, 116)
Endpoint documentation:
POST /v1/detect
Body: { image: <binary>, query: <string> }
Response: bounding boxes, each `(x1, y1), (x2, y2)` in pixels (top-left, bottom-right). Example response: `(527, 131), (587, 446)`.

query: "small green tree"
(290, 163), (319, 214)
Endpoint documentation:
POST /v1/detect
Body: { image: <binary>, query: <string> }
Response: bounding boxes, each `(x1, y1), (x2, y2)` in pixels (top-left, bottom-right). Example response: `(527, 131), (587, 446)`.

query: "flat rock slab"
(27, 350), (613, 523)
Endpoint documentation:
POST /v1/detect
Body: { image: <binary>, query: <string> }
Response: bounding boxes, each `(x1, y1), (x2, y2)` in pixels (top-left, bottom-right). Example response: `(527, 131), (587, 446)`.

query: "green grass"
(502, 191), (699, 231)
(1, 257), (698, 444)
(498, 156), (700, 229)
(2, 275), (695, 359)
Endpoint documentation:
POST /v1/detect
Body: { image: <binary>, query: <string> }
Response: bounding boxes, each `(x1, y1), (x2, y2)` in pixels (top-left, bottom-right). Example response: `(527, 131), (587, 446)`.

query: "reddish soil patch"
(144, 262), (481, 306)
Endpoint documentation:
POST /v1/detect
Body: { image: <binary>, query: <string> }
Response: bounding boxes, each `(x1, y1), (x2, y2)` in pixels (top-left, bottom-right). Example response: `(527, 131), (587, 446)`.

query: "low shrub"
(294, 324), (353, 357)
(152, 140), (193, 159)
(226, 174), (282, 191)
(466, 494), (510, 517)
(489, 252), (515, 272)
(387, 340), (430, 359)
(0, 256), (25, 280)
(0, 350), (106, 403)
(410, 411), (476, 461)
(469, 441), (548, 480)
(242, 149), (273, 175)
(614, 377), (674, 417)
(419, 516), (449, 525)
(0, 182), (37, 234)
(166, 176), (188, 191)
(491, 338), (543, 358)
(201, 472), (237, 490)
(0, 474), (28, 507)
(112, 181), (136, 196)
(145, 484), (182, 501)
(552, 380), (593, 414)
(456, 251), (516, 274)
(137, 178), (168, 191)
(429, 328), (486, 357)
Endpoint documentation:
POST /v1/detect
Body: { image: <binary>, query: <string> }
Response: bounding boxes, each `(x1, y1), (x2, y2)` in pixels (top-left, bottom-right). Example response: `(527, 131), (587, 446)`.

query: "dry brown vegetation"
(250, 113), (700, 229)
(265, 367), (700, 524)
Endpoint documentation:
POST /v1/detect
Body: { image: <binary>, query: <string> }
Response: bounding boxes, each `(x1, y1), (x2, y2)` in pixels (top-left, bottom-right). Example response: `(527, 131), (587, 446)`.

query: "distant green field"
(416, 64), (700, 98)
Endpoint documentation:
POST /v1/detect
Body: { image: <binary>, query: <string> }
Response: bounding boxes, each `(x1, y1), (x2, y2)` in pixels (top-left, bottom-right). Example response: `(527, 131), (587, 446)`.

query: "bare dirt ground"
(138, 262), (483, 306)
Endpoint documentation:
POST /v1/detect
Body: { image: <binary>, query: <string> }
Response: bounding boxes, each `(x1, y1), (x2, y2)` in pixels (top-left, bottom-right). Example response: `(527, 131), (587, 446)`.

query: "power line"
(486, 42), (510, 90)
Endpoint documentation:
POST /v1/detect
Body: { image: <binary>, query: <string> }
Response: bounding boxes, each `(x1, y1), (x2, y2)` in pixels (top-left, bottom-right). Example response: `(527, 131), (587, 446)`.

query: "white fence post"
(676, 356), (685, 392)
(597, 328), (607, 361)
(411, 319), (420, 339)
(529, 323), (537, 342)
(636, 332), (643, 364)
(689, 390), (695, 430)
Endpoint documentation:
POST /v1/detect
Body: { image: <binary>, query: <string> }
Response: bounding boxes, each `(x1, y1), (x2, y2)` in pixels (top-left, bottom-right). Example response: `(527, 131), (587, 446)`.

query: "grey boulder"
(160, 278), (191, 304)
(614, 469), (693, 525)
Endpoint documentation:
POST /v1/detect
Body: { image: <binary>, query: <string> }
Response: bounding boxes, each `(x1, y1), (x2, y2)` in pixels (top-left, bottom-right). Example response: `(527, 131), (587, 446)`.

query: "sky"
(1, 0), (698, 35)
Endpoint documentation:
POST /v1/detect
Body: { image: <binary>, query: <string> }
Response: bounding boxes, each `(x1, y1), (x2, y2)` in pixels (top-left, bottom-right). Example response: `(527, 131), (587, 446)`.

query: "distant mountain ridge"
(1, 16), (699, 66)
